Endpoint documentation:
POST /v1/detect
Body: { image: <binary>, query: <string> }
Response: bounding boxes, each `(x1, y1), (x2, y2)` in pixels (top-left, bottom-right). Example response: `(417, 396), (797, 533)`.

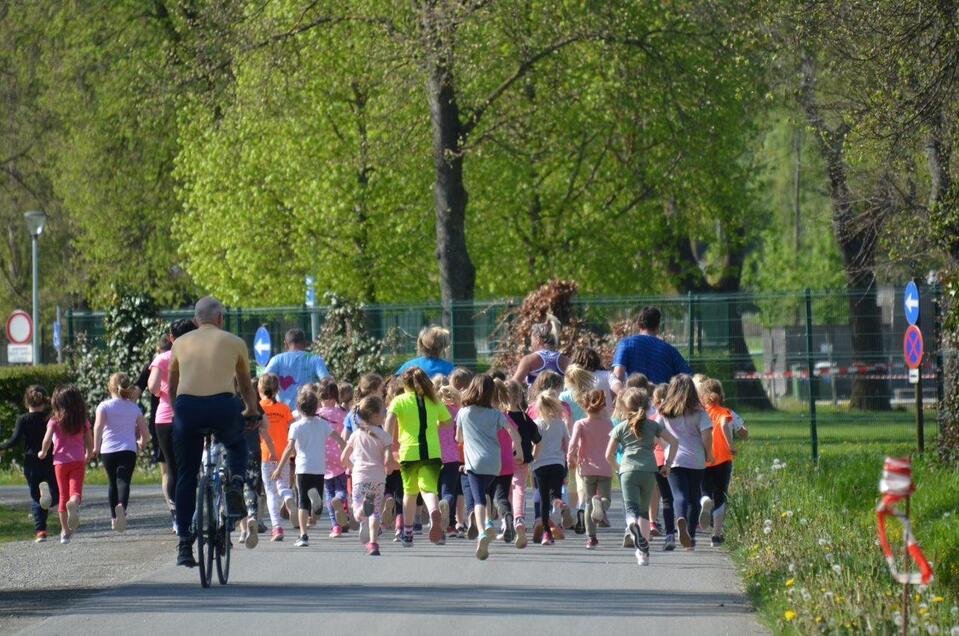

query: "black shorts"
(296, 474), (325, 511)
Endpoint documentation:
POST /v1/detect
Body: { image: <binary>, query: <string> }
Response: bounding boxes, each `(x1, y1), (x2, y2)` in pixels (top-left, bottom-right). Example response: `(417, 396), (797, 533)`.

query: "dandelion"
(788, 562), (796, 573)
(919, 606), (929, 616)
(825, 552), (834, 563)
(818, 537), (830, 546)
(926, 626), (940, 636)
(786, 578), (795, 587)
(784, 610), (796, 622)
(832, 564), (842, 575)
(815, 616), (823, 624)
(800, 518), (809, 526)
(763, 519), (773, 527)
(932, 597), (944, 603)
(801, 588), (812, 602)
(763, 526), (772, 535)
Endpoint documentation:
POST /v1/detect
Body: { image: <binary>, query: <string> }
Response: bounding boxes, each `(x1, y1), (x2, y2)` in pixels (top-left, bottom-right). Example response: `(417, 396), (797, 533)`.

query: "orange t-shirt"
(705, 404), (734, 467)
(260, 398), (294, 460)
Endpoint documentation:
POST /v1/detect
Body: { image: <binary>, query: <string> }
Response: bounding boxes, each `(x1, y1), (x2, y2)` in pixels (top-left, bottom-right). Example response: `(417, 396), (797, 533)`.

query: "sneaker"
(35, 531), (48, 543)
(549, 504), (563, 531)
(598, 514), (611, 528)
(635, 548), (650, 566)
(381, 497), (396, 529)
(438, 499), (450, 530)
(359, 522), (370, 546)
(484, 520), (496, 541)
(586, 536), (598, 550)
(363, 492), (376, 518)
(628, 521), (649, 556)
(574, 509), (586, 535)
(650, 522), (663, 537)
(467, 512), (479, 540)
(348, 515), (360, 531)
(561, 506), (574, 529)
(711, 535), (725, 547)
(590, 496), (604, 524)
(476, 535), (490, 560)
(541, 530), (554, 545)
(413, 523), (423, 535)
(550, 520), (565, 540)
(113, 504), (126, 533)
(226, 477), (248, 518)
(677, 517), (693, 548)
(515, 523), (527, 549)
(400, 531), (414, 548)
(295, 535), (309, 547)
(176, 540), (197, 567)
(699, 497), (714, 533)
(38, 481), (52, 510)
(503, 512), (515, 543)
(332, 496), (349, 527)
(271, 527), (284, 542)
(245, 517), (259, 549)
(66, 499), (80, 532)
(623, 531), (635, 548)
(393, 529), (402, 543)
(257, 520), (268, 534)
(532, 520), (544, 544)
(429, 510), (444, 544)
(367, 542), (381, 556)
(446, 525), (458, 538)
(284, 495), (298, 520)
(306, 488), (321, 514)
(60, 533), (70, 545)
(663, 533), (676, 551)
(454, 525), (466, 539)
(330, 525), (344, 539)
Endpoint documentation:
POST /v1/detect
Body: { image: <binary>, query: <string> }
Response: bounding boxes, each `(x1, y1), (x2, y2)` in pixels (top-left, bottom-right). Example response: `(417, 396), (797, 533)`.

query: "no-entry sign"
(6, 310), (32, 345)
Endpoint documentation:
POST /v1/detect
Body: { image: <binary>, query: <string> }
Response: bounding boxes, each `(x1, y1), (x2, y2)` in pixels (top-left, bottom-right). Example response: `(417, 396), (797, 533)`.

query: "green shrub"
(0, 365), (71, 467)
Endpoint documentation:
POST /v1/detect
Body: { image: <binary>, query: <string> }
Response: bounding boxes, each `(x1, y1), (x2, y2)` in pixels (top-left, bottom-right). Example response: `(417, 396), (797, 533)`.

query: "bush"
(313, 293), (399, 383)
(0, 365), (71, 467)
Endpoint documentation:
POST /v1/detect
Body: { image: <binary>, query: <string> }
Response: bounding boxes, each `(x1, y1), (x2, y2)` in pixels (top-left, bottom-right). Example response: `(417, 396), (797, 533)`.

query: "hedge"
(0, 365), (72, 467)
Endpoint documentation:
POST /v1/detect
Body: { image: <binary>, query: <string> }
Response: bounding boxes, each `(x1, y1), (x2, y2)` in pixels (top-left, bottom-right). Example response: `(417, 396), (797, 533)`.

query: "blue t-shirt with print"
(264, 350), (331, 409)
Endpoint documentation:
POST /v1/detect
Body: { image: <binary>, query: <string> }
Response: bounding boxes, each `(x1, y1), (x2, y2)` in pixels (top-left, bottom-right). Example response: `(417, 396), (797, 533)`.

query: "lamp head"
(24, 210), (47, 237)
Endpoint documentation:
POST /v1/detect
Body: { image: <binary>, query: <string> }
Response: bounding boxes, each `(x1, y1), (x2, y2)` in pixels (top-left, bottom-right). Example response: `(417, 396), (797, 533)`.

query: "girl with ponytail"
(511, 316), (570, 386)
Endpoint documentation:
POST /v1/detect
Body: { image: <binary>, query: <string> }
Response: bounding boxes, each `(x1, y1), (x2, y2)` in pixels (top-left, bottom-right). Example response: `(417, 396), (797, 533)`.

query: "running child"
(504, 379), (540, 549)
(258, 374), (293, 542)
(93, 373), (149, 532)
(650, 383), (676, 549)
(530, 389), (570, 545)
(606, 388), (678, 565)
(435, 382), (464, 538)
(456, 374), (522, 560)
(344, 373), (385, 436)
(341, 395), (392, 556)
(567, 388), (614, 549)
(316, 379), (351, 538)
(272, 386), (346, 547)
(491, 379), (518, 544)
(38, 385), (93, 544)
(527, 370), (574, 531)
(338, 382), (354, 412)
(698, 377), (748, 546)
(560, 364), (592, 530)
(0, 385), (58, 542)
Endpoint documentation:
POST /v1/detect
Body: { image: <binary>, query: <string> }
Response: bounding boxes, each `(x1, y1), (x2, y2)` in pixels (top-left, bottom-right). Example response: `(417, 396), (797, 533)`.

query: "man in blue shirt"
(264, 329), (331, 409)
(611, 306), (692, 391)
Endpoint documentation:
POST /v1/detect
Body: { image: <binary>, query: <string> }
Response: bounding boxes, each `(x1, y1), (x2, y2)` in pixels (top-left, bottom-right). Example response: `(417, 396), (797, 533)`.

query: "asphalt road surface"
(1, 484), (765, 635)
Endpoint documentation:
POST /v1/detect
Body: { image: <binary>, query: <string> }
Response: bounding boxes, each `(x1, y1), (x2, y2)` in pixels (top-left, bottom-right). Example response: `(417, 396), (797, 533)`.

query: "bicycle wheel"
(196, 477), (214, 588)
(215, 496), (231, 585)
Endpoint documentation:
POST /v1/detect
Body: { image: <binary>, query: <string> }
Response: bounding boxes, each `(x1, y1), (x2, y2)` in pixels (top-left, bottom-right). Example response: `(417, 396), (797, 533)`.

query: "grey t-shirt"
(610, 418), (664, 473)
(531, 417), (570, 471)
(458, 405), (508, 476)
(662, 411), (712, 470)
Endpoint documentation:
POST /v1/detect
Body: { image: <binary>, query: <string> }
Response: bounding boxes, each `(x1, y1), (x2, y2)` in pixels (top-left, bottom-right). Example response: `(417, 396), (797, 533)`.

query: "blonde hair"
(449, 367), (474, 392)
(417, 326), (451, 358)
(659, 375), (702, 418)
(534, 389), (565, 422)
(504, 379), (526, 411)
(581, 388), (606, 415)
(529, 369), (563, 403)
(692, 373), (709, 392)
(357, 395), (385, 425)
(431, 374), (449, 392)
(698, 378), (724, 406)
(652, 383), (668, 408)
(619, 387), (651, 438)
(436, 384), (462, 407)
(563, 364), (594, 401)
(108, 373), (138, 401)
(493, 378), (511, 411)
(531, 317), (561, 349)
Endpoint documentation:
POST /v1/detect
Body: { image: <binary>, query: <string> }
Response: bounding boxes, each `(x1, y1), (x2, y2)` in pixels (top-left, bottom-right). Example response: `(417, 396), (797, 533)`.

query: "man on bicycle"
(168, 296), (260, 567)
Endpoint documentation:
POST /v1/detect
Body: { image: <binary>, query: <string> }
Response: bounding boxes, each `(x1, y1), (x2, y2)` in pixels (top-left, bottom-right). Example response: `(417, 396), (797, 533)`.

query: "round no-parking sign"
(6, 310), (33, 344)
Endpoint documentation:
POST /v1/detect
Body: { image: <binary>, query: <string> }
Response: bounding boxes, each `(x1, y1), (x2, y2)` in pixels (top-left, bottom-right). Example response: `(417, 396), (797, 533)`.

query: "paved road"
(2, 484), (765, 635)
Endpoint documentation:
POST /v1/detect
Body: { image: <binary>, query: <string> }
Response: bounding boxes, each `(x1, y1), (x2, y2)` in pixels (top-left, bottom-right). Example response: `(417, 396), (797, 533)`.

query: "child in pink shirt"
(316, 379), (350, 538)
(436, 384), (463, 537)
(341, 396), (392, 556)
(567, 388), (614, 549)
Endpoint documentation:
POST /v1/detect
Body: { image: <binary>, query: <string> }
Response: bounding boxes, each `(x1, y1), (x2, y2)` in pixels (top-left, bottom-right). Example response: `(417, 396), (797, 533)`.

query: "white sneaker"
(359, 521), (370, 545)
(114, 504), (127, 533)
(699, 497), (714, 533)
(245, 516), (259, 549)
(38, 481), (52, 510)
(590, 495), (604, 523)
(635, 548), (649, 566)
(295, 535), (309, 547)
(332, 496), (349, 527)
(60, 533), (70, 545)
(66, 499), (80, 532)
(438, 499), (450, 530)
(476, 535), (490, 561)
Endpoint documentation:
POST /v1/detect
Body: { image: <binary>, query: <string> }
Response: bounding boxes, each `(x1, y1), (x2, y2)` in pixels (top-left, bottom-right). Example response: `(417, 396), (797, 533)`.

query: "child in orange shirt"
(698, 377), (748, 546)
(259, 374), (295, 542)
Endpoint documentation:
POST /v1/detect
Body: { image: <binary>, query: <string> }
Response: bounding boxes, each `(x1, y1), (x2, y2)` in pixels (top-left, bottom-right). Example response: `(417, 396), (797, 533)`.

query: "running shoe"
(515, 522), (527, 549)
(330, 525), (344, 539)
(502, 512), (515, 543)
(393, 529), (402, 543)
(630, 522), (650, 557)
(295, 535), (309, 547)
(38, 481), (52, 510)
(650, 522), (663, 537)
(359, 521), (370, 546)
(446, 526), (458, 538)
(574, 509), (586, 535)
(561, 505), (575, 529)
(598, 514), (611, 528)
(257, 520), (268, 534)
(271, 527), (284, 542)
(413, 522), (423, 535)
(114, 504), (127, 533)
(429, 509), (444, 544)
(532, 520), (544, 544)
(623, 531), (635, 548)
(549, 503), (564, 531)
(590, 496), (605, 524)
(484, 520), (496, 541)
(284, 495), (298, 520)
(332, 496), (349, 527)
(363, 492), (376, 518)
(381, 497), (396, 529)
(550, 520), (565, 540)
(635, 548), (650, 566)
(367, 542), (381, 556)
(663, 533), (676, 551)
(586, 536), (598, 550)
(308, 488), (323, 514)
(60, 533), (70, 545)
(677, 517), (693, 548)
(400, 531), (414, 548)
(467, 512), (479, 540)
(455, 525), (466, 539)
(438, 499), (450, 530)
(35, 531), (47, 543)
(245, 516), (259, 549)
(711, 535), (725, 547)
(65, 499), (80, 532)
(348, 515), (361, 531)
(699, 496), (714, 533)
(475, 535), (490, 561)
(541, 530), (554, 546)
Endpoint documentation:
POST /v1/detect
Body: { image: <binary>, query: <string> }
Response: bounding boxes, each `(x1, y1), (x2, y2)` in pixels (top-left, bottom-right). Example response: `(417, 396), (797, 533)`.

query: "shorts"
(295, 473), (325, 511)
(351, 479), (385, 520)
(399, 459), (442, 497)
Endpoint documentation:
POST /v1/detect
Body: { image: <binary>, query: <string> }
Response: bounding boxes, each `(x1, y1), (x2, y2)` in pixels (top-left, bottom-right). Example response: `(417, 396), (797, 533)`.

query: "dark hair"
(449, 367), (474, 392)
(258, 374), (279, 401)
(158, 334), (173, 353)
(659, 374), (702, 418)
(401, 367), (437, 403)
(338, 382), (354, 405)
(356, 373), (384, 400)
(24, 385), (49, 410)
(296, 386), (319, 417)
(51, 385), (86, 436)
(171, 319), (197, 339)
(285, 328), (307, 347)
(571, 347), (603, 372)
(488, 368), (507, 381)
(317, 377), (339, 402)
(357, 395), (384, 423)
(626, 372), (651, 391)
(582, 388), (607, 414)
(462, 374), (496, 409)
(637, 306), (661, 331)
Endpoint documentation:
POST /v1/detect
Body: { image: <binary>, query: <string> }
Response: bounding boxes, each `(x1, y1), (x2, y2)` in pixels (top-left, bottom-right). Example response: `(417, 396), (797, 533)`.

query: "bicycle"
(195, 431), (233, 588)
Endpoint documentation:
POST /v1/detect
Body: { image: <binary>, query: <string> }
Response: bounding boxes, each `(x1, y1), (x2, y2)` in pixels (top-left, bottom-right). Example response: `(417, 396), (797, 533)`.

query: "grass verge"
(0, 504), (61, 543)
(0, 465), (164, 487)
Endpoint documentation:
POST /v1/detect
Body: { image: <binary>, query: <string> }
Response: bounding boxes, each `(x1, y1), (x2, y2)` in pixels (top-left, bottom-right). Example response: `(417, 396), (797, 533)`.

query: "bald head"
(194, 296), (226, 325)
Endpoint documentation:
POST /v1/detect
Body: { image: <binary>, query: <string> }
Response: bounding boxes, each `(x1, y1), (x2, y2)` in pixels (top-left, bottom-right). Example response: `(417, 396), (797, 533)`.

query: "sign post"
(253, 326), (272, 373)
(53, 306), (62, 364)
(903, 281), (924, 453)
(305, 275), (318, 342)
(6, 310), (34, 365)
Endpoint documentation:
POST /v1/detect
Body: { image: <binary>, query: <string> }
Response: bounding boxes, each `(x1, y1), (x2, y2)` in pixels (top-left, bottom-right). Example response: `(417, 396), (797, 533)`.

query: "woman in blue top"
(395, 326), (455, 379)
(511, 320), (569, 386)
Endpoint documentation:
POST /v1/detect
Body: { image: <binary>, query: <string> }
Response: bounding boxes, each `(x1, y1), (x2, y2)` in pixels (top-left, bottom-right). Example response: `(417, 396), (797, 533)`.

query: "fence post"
(687, 291), (695, 361)
(66, 307), (74, 350)
(804, 288), (819, 462)
(932, 284), (945, 423)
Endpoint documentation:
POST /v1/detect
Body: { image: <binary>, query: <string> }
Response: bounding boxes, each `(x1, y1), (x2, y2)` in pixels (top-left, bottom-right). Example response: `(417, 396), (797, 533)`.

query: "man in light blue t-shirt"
(264, 329), (331, 409)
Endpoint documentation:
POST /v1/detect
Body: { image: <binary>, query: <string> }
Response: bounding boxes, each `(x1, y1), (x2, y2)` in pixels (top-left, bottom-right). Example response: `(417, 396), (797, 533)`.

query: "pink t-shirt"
(348, 426), (393, 485)
(149, 351), (174, 424)
(319, 406), (347, 479)
(439, 404), (461, 464)
(651, 408), (666, 466)
(571, 416), (613, 477)
(497, 418), (517, 476)
(48, 419), (89, 465)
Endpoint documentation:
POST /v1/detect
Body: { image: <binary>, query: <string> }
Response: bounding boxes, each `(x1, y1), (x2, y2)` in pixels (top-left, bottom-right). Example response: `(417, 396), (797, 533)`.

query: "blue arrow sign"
(253, 326), (272, 368)
(52, 320), (61, 352)
(904, 281), (920, 326)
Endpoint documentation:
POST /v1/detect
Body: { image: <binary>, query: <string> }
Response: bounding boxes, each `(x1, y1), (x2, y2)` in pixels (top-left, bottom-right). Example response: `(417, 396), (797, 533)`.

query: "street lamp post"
(24, 211), (46, 365)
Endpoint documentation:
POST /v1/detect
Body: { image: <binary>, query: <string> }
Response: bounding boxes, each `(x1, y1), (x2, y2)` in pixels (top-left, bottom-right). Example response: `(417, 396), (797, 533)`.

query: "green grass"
(0, 464), (164, 487)
(727, 407), (958, 634)
(0, 505), (61, 543)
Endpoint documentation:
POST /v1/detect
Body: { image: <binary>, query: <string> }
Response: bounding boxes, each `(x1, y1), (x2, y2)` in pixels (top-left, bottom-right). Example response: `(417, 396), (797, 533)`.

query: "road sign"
(908, 368), (920, 385)
(53, 320), (62, 352)
(7, 344), (32, 364)
(305, 275), (316, 308)
(6, 310), (32, 345)
(903, 325), (923, 369)
(253, 326), (272, 368)
(904, 281), (920, 326)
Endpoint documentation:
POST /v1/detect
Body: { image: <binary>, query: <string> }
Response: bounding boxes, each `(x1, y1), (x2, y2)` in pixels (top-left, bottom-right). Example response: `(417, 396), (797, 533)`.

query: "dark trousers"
(173, 394), (248, 539)
(488, 474), (512, 516)
(439, 462), (462, 513)
(23, 459), (58, 533)
(702, 461), (733, 517)
(534, 464), (566, 527)
(101, 450), (137, 517)
(244, 429), (262, 516)
(156, 425), (177, 505)
(668, 466), (705, 538)
(654, 470), (676, 534)
(324, 473), (349, 527)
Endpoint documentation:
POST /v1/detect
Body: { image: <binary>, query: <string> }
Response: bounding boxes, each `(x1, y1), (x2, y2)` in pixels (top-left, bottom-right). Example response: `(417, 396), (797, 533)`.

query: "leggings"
(620, 470), (656, 524)
(324, 473), (349, 527)
(243, 430), (262, 518)
(24, 460), (59, 532)
(295, 473), (325, 511)
(101, 451), (137, 517)
(511, 464), (529, 523)
(581, 474), (612, 536)
(488, 475), (512, 516)
(156, 424), (176, 504)
(533, 464), (566, 528)
(439, 462), (462, 514)
(261, 460), (293, 528)
(668, 467), (704, 539)
(654, 470), (675, 534)
(54, 461), (86, 512)
(702, 461), (733, 520)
